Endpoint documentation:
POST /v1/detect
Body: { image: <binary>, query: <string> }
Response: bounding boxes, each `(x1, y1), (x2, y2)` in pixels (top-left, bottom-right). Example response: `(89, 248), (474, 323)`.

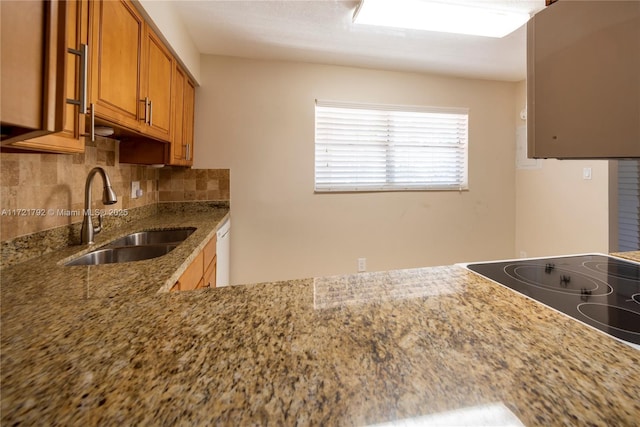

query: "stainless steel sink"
(65, 227), (196, 266)
(104, 228), (196, 247)
(65, 244), (178, 266)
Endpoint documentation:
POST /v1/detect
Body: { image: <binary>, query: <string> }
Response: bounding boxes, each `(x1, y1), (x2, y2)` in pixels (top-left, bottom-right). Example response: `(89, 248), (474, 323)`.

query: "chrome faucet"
(81, 167), (117, 244)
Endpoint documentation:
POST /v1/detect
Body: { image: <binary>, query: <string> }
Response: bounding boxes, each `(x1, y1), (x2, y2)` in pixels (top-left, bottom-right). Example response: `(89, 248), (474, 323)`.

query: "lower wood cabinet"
(171, 233), (216, 292)
(173, 251), (203, 291)
(202, 233), (217, 288)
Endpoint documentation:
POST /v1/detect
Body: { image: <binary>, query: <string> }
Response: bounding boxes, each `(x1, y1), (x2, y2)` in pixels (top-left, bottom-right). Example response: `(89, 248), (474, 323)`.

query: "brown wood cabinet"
(12, 0), (90, 154)
(2, 0), (196, 163)
(89, 0), (144, 132)
(184, 78), (196, 164)
(203, 233), (217, 288)
(123, 60), (195, 166)
(174, 251), (204, 291)
(140, 25), (174, 141)
(89, 0), (173, 142)
(527, 0), (640, 158)
(169, 65), (195, 166)
(1, 0), (67, 145)
(171, 233), (217, 292)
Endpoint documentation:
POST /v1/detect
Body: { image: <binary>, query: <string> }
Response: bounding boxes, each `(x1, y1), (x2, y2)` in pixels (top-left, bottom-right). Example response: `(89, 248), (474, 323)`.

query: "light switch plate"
(131, 181), (140, 199)
(582, 167), (592, 180)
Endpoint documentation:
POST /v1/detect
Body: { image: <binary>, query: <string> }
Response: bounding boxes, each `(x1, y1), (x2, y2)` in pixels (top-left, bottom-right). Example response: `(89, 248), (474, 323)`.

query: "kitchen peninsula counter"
(1, 250), (639, 425)
(2, 203), (230, 304)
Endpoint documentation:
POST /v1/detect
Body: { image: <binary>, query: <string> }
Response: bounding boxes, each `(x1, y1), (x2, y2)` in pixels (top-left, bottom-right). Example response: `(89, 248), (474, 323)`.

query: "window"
(314, 100), (468, 192)
(617, 160), (640, 251)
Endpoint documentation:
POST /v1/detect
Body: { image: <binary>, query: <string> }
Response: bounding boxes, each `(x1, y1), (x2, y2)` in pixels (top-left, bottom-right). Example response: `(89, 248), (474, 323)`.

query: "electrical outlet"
(358, 257), (366, 272)
(131, 181), (140, 199)
(520, 251), (527, 258)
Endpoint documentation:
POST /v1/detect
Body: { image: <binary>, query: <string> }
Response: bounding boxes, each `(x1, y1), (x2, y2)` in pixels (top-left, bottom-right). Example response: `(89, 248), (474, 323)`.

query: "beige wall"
(136, 0), (201, 83)
(194, 56), (518, 285)
(514, 80), (610, 258)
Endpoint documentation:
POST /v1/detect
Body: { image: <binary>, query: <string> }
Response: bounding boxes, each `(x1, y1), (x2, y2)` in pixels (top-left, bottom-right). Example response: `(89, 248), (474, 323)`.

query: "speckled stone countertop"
(1, 205), (230, 304)
(612, 250), (640, 263)
(1, 246), (639, 425)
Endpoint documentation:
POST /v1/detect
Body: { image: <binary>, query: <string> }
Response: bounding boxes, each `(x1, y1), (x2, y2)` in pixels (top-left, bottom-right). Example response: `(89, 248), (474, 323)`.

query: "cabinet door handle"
(142, 97), (149, 124)
(80, 103), (95, 141)
(149, 100), (153, 126)
(66, 43), (88, 114)
(80, 44), (88, 114)
(90, 103), (95, 142)
(185, 143), (191, 161)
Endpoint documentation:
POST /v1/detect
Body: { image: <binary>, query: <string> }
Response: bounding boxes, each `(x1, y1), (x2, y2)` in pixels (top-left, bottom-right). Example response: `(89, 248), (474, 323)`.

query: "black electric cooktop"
(467, 254), (640, 349)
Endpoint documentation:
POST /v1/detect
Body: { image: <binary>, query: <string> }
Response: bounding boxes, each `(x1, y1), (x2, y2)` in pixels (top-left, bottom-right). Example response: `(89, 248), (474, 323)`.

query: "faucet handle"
(93, 213), (104, 235)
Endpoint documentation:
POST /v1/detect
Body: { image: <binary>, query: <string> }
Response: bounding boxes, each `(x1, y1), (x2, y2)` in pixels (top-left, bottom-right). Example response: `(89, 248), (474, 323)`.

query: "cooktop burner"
(467, 254), (640, 349)
(504, 264), (613, 296)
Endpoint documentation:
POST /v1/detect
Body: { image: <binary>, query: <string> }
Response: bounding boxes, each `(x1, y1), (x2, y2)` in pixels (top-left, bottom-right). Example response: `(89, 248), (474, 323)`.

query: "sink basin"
(104, 227), (196, 247)
(65, 244), (177, 266)
(64, 227), (196, 266)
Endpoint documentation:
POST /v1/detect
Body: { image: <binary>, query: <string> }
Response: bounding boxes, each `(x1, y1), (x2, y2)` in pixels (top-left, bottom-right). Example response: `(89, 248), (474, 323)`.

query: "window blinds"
(314, 100), (468, 192)
(618, 160), (640, 251)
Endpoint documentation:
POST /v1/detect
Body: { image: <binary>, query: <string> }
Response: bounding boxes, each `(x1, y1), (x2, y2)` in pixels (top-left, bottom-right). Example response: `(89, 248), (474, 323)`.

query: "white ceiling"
(172, 0), (546, 82)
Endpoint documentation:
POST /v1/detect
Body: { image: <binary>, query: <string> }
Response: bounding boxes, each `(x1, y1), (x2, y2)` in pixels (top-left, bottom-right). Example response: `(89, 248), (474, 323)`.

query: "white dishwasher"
(216, 217), (231, 286)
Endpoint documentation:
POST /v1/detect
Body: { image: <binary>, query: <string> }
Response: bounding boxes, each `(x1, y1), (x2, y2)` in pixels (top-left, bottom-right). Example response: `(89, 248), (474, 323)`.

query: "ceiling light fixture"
(353, 0), (533, 38)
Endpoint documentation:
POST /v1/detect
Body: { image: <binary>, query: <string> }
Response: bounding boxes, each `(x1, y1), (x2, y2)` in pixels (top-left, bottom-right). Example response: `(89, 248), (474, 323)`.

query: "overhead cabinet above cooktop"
(527, 1), (640, 159)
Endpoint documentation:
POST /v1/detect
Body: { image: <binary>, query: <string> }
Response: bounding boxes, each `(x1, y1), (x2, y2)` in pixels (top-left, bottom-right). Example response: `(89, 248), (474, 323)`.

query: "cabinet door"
(0, 0), (66, 144)
(204, 255), (217, 289)
(171, 66), (186, 165)
(175, 251), (204, 291)
(14, 0), (89, 153)
(203, 234), (217, 288)
(90, 0), (143, 131)
(527, 1), (640, 158)
(184, 78), (195, 165)
(169, 66), (195, 166)
(141, 27), (173, 141)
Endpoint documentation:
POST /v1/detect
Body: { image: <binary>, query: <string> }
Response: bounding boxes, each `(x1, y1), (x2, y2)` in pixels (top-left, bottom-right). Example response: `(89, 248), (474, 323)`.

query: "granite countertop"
(1, 206), (230, 305)
(1, 241), (639, 424)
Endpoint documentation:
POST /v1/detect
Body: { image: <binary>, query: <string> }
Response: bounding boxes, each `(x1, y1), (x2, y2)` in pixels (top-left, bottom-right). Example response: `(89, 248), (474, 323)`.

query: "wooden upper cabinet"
(90, 0), (144, 130)
(89, 0), (173, 143)
(171, 66), (186, 165)
(184, 78), (195, 164)
(527, 0), (640, 158)
(0, 0), (66, 145)
(1, 0), (190, 160)
(141, 27), (173, 141)
(170, 64), (195, 166)
(14, 0), (89, 153)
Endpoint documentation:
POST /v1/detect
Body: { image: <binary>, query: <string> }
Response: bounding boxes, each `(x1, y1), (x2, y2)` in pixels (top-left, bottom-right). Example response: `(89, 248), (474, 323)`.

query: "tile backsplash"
(0, 137), (230, 242)
(159, 168), (230, 202)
